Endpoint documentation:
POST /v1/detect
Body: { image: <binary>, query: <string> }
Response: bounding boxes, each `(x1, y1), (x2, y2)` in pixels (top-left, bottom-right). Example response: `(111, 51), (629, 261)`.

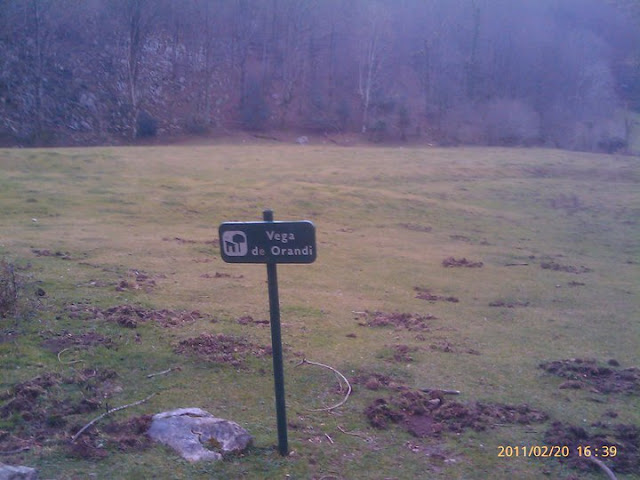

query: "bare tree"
(356, 2), (390, 133)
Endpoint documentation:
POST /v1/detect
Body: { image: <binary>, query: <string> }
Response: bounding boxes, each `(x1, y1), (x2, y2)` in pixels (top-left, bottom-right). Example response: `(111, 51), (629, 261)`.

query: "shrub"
(240, 79), (269, 131)
(184, 116), (209, 135)
(136, 110), (158, 138)
(397, 104), (410, 141)
(336, 100), (351, 132)
(484, 98), (541, 146)
(0, 258), (18, 318)
(368, 120), (387, 143)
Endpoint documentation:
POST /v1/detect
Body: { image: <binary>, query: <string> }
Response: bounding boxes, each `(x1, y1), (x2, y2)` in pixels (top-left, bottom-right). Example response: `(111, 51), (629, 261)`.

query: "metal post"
(263, 209), (288, 456)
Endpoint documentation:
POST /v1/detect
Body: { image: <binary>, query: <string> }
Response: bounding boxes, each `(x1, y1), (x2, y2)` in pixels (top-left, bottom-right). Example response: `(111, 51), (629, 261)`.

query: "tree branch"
(295, 358), (352, 412)
(70, 393), (156, 442)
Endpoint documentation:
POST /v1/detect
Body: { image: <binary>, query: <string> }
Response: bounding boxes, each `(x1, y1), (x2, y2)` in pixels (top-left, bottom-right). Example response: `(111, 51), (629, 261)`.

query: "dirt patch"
(384, 344), (417, 363)
(544, 421), (639, 474)
(67, 414), (153, 459)
(31, 248), (72, 260)
(40, 331), (114, 352)
(355, 311), (436, 331)
(352, 372), (407, 391)
(0, 369), (122, 455)
(414, 287), (459, 303)
(199, 272), (244, 279)
(174, 333), (271, 367)
(0, 373), (63, 420)
(236, 315), (270, 326)
(449, 234), (471, 242)
(66, 303), (207, 329)
(488, 299), (530, 308)
(115, 269), (165, 293)
(540, 261), (591, 274)
(399, 223), (432, 232)
(539, 358), (640, 394)
(364, 389), (548, 437)
(429, 339), (480, 355)
(442, 257), (483, 268)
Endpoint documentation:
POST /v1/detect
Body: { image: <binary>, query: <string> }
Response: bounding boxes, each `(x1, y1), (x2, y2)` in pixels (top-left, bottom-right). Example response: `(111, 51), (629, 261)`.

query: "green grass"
(0, 145), (638, 479)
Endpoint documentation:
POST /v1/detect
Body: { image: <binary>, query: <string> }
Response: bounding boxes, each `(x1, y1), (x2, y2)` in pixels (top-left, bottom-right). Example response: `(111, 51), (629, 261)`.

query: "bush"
(240, 80), (269, 131)
(442, 99), (541, 146)
(484, 98), (541, 146)
(136, 110), (158, 138)
(0, 259), (18, 318)
(367, 120), (387, 143)
(397, 104), (410, 141)
(184, 116), (210, 135)
(336, 100), (351, 132)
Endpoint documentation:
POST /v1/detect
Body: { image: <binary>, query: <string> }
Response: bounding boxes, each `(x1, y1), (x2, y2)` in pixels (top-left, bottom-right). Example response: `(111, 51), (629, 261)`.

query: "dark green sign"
(219, 221), (316, 264)
(218, 211), (316, 456)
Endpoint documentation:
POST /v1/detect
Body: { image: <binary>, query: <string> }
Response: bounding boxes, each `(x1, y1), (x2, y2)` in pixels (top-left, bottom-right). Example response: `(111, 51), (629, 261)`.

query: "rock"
(0, 464), (39, 480)
(296, 136), (308, 145)
(146, 408), (252, 462)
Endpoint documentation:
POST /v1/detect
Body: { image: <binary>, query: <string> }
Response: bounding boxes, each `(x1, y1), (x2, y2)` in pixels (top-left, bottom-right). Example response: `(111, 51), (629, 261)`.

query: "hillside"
(1, 0), (638, 151)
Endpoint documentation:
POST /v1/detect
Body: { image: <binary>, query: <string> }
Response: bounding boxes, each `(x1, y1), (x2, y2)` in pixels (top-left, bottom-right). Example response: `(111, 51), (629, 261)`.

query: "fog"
(0, 0), (638, 150)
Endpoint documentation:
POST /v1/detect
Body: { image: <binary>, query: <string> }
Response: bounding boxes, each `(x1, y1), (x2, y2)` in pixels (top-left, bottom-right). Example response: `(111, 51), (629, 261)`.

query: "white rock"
(147, 408), (252, 463)
(0, 463), (38, 480)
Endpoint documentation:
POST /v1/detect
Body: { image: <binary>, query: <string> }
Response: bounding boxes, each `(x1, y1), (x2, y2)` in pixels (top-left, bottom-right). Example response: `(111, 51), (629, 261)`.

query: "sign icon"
(222, 230), (248, 256)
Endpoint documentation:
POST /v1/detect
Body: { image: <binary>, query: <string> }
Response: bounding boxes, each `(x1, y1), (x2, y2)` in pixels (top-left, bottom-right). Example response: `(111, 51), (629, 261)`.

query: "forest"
(1, 0), (639, 151)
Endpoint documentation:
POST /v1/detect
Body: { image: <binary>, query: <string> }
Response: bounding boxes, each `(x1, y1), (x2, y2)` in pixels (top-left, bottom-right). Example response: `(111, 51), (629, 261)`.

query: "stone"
(0, 464), (38, 480)
(146, 408), (252, 462)
(296, 136), (308, 145)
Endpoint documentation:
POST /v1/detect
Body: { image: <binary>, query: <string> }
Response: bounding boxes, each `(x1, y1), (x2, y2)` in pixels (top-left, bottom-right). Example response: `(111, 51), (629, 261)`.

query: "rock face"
(0, 464), (38, 480)
(146, 408), (252, 462)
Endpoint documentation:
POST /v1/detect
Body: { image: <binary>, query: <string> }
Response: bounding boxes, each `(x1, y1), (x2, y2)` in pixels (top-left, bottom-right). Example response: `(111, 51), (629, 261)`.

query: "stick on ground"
(71, 393), (156, 442)
(588, 456), (618, 480)
(146, 367), (179, 378)
(295, 358), (352, 412)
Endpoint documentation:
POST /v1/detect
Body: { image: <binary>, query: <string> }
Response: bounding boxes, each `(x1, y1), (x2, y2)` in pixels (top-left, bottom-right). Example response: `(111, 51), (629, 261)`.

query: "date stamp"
(498, 445), (618, 458)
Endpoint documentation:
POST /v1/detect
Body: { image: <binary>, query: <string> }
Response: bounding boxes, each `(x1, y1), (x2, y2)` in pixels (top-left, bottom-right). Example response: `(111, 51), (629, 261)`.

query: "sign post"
(219, 210), (316, 456)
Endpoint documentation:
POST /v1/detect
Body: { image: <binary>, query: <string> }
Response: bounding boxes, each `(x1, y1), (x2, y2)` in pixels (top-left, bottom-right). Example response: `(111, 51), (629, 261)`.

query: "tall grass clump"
(0, 258), (19, 318)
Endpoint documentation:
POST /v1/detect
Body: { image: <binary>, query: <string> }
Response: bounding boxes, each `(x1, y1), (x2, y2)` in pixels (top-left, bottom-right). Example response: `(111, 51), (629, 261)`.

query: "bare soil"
(68, 415), (153, 459)
(352, 372), (407, 392)
(66, 303), (207, 328)
(544, 421), (639, 474)
(539, 358), (640, 394)
(31, 248), (72, 260)
(115, 269), (165, 293)
(429, 339), (480, 355)
(488, 300), (530, 308)
(398, 223), (432, 232)
(540, 261), (591, 274)
(364, 389), (548, 437)
(388, 344), (417, 363)
(0, 369), (123, 456)
(414, 287), (459, 303)
(441, 257), (483, 268)
(174, 333), (271, 367)
(355, 311), (436, 331)
(40, 330), (114, 352)
(236, 315), (270, 326)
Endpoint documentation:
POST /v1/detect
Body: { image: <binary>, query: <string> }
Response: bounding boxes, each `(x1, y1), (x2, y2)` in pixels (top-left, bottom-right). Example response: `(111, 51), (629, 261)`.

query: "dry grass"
(0, 144), (638, 479)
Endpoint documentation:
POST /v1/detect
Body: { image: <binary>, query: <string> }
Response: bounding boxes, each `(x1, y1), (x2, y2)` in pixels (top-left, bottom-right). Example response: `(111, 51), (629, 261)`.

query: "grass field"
(0, 144), (638, 479)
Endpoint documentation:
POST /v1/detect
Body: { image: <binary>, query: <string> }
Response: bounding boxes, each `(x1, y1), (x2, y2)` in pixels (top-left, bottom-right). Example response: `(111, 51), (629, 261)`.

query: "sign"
(219, 221), (316, 264)
(217, 210), (317, 456)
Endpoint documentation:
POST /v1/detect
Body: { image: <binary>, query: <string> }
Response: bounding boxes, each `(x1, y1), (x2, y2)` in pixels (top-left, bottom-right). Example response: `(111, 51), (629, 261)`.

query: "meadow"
(0, 144), (638, 479)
